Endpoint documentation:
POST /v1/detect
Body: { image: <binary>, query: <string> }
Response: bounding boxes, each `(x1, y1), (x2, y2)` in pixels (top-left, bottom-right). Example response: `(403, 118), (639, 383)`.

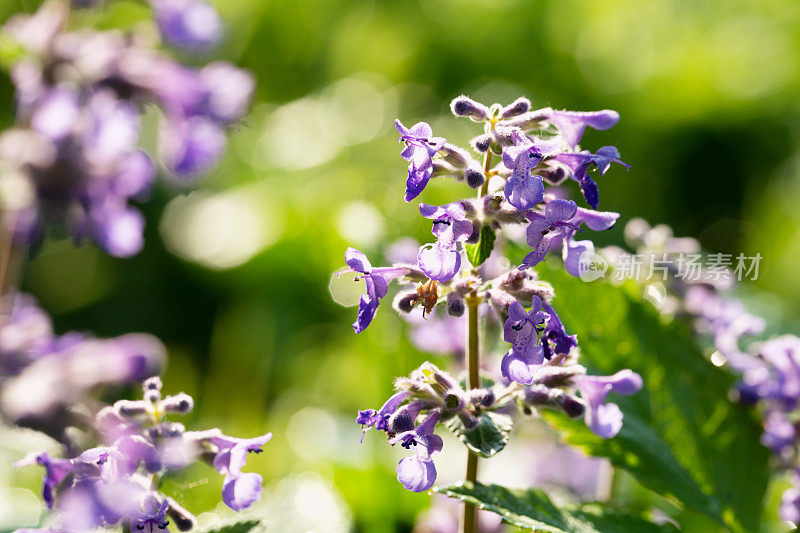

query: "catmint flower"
(393, 410), (443, 492)
(150, 0), (223, 50)
(450, 95), (491, 121)
(446, 292), (465, 317)
(417, 203), (474, 282)
(356, 390), (410, 436)
(555, 146), (629, 208)
(544, 109), (620, 148)
(395, 119), (446, 201)
(133, 498), (170, 532)
(522, 199), (580, 269)
(503, 139), (545, 211)
(574, 370), (643, 438)
(541, 301), (578, 357)
(501, 299), (549, 385)
(761, 411), (796, 453)
(340, 248), (410, 333)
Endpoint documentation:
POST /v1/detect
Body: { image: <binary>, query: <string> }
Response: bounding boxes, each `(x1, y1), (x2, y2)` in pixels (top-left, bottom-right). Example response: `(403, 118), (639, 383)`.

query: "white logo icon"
(578, 251), (608, 282)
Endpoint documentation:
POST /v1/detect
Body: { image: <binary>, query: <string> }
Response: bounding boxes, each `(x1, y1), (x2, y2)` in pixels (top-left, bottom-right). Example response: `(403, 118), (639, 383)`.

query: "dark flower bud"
(390, 411), (416, 433)
(500, 108), (552, 130)
(450, 95), (490, 121)
(465, 167), (485, 189)
(557, 394), (586, 419)
(144, 376), (162, 391)
(446, 292), (465, 317)
(466, 222), (481, 244)
(162, 422), (186, 438)
(468, 388), (494, 407)
(167, 498), (196, 531)
(431, 160), (459, 178)
(161, 392), (194, 414)
(470, 133), (492, 153)
(500, 97), (531, 119)
(114, 399), (148, 417)
(144, 389), (161, 404)
(540, 164), (568, 185)
(534, 365), (585, 388)
(523, 384), (553, 405)
(393, 291), (417, 314)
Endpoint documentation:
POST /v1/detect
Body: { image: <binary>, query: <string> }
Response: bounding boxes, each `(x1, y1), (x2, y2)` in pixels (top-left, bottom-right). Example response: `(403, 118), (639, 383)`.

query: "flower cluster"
(609, 218), (800, 526)
(15, 376), (271, 531)
(337, 95), (642, 493)
(0, 292), (164, 435)
(0, 0), (253, 256)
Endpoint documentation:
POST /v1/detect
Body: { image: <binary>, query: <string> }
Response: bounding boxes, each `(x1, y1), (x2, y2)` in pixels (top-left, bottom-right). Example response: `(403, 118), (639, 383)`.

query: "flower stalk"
(461, 294), (481, 533)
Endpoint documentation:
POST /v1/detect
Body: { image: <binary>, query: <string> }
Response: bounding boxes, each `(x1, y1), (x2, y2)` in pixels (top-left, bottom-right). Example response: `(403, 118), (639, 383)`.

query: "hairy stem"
(0, 212), (25, 318)
(461, 296), (481, 533)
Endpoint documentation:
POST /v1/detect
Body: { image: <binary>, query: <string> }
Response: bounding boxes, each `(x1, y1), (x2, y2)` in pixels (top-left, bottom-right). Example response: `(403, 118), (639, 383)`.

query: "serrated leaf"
(541, 269), (769, 532)
(197, 520), (262, 533)
(445, 410), (513, 457)
(465, 225), (496, 266)
(436, 482), (678, 532)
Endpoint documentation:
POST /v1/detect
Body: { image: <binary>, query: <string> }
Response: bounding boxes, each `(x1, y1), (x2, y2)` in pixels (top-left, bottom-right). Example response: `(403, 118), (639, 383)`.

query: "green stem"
(461, 296), (481, 533)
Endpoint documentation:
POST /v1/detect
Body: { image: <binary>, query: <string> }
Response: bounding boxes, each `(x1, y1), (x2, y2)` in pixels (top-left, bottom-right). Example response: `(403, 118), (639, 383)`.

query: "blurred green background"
(1, 0), (800, 531)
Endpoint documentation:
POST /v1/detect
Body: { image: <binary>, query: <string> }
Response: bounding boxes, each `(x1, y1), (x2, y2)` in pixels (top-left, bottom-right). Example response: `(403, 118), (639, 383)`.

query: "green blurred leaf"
(465, 225), (496, 267)
(444, 410), (512, 458)
(197, 520), (261, 533)
(436, 482), (677, 532)
(541, 269), (770, 531)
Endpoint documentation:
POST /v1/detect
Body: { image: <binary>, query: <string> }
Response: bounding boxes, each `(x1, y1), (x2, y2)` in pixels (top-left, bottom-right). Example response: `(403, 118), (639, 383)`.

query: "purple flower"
(502, 140), (545, 210)
(392, 411), (443, 492)
(161, 115), (226, 179)
(395, 119), (445, 201)
(500, 299), (549, 385)
(781, 486), (800, 525)
(761, 411), (796, 453)
(522, 199), (580, 269)
(186, 429), (271, 511)
(85, 204), (146, 258)
(340, 248), (410, 333)
(133, 498), (169, 533)
(356, 390), (410, 437)
(541, 302), (577, 358)
(544, 109), (619, 148)
(15, 453), (75, 508)
(30, 87), (80, 142)
(151, 0), (223, 50)
(555, 147), (629, 208)
(417, 203), (474, 282)
(574, 370), (643, 438)
(199, 62), (256, 123)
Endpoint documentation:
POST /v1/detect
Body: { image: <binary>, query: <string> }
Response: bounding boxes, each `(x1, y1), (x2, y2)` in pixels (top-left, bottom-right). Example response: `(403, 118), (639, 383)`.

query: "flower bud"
(393, 291), (417, 314)
(114, 399), (148, 417)
(470, 133), (491, 153)
(450, 95), (490, 121)
(457, 411), (480, 429)
(439, 143), (470, 168)
(144, 389), (161, 404)
(144, 376), (162, 391)
(468, 388), (494, 407)
(465, 167), (485, 189)
(557, 394), (586, 419)
(533, 365), (585, 388)
(500, 97), (531, 119)
(491, 126), (523, 147)
(523, 384), (553, 405)
(167, 498), (197, 531)
(446, 292), (465, 317)
(161, 392), (194, 414)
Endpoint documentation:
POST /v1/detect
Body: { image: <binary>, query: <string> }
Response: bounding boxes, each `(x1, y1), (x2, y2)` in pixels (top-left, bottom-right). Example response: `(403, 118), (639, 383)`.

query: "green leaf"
(541, 268), (770, 532)
(197, 520), (262, 533)
(465, 225), (496, 266)
(436, 482), (677, 532)
(444, 410), (513, 458)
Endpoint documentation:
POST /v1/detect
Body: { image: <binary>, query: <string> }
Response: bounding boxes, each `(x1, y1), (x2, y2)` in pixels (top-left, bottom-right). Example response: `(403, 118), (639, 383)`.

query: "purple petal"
(572, 208), (619, 231)
(587, 402), (623, 438)
(547, 110), (619, 148)
(500, 348), (542, 385)
(418, 243), (461, 282)
(504, 174), (544, 210)
(562, 237), (594, 278)
(162, 115), (226, 178)
(544, 199), (577, 224)
(344, 247), (371, 273)
(221, 472), (263, 511)
(405, 165), (432, 202)
(153, 0), (223, 50)
(396, 454), (436, 492)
